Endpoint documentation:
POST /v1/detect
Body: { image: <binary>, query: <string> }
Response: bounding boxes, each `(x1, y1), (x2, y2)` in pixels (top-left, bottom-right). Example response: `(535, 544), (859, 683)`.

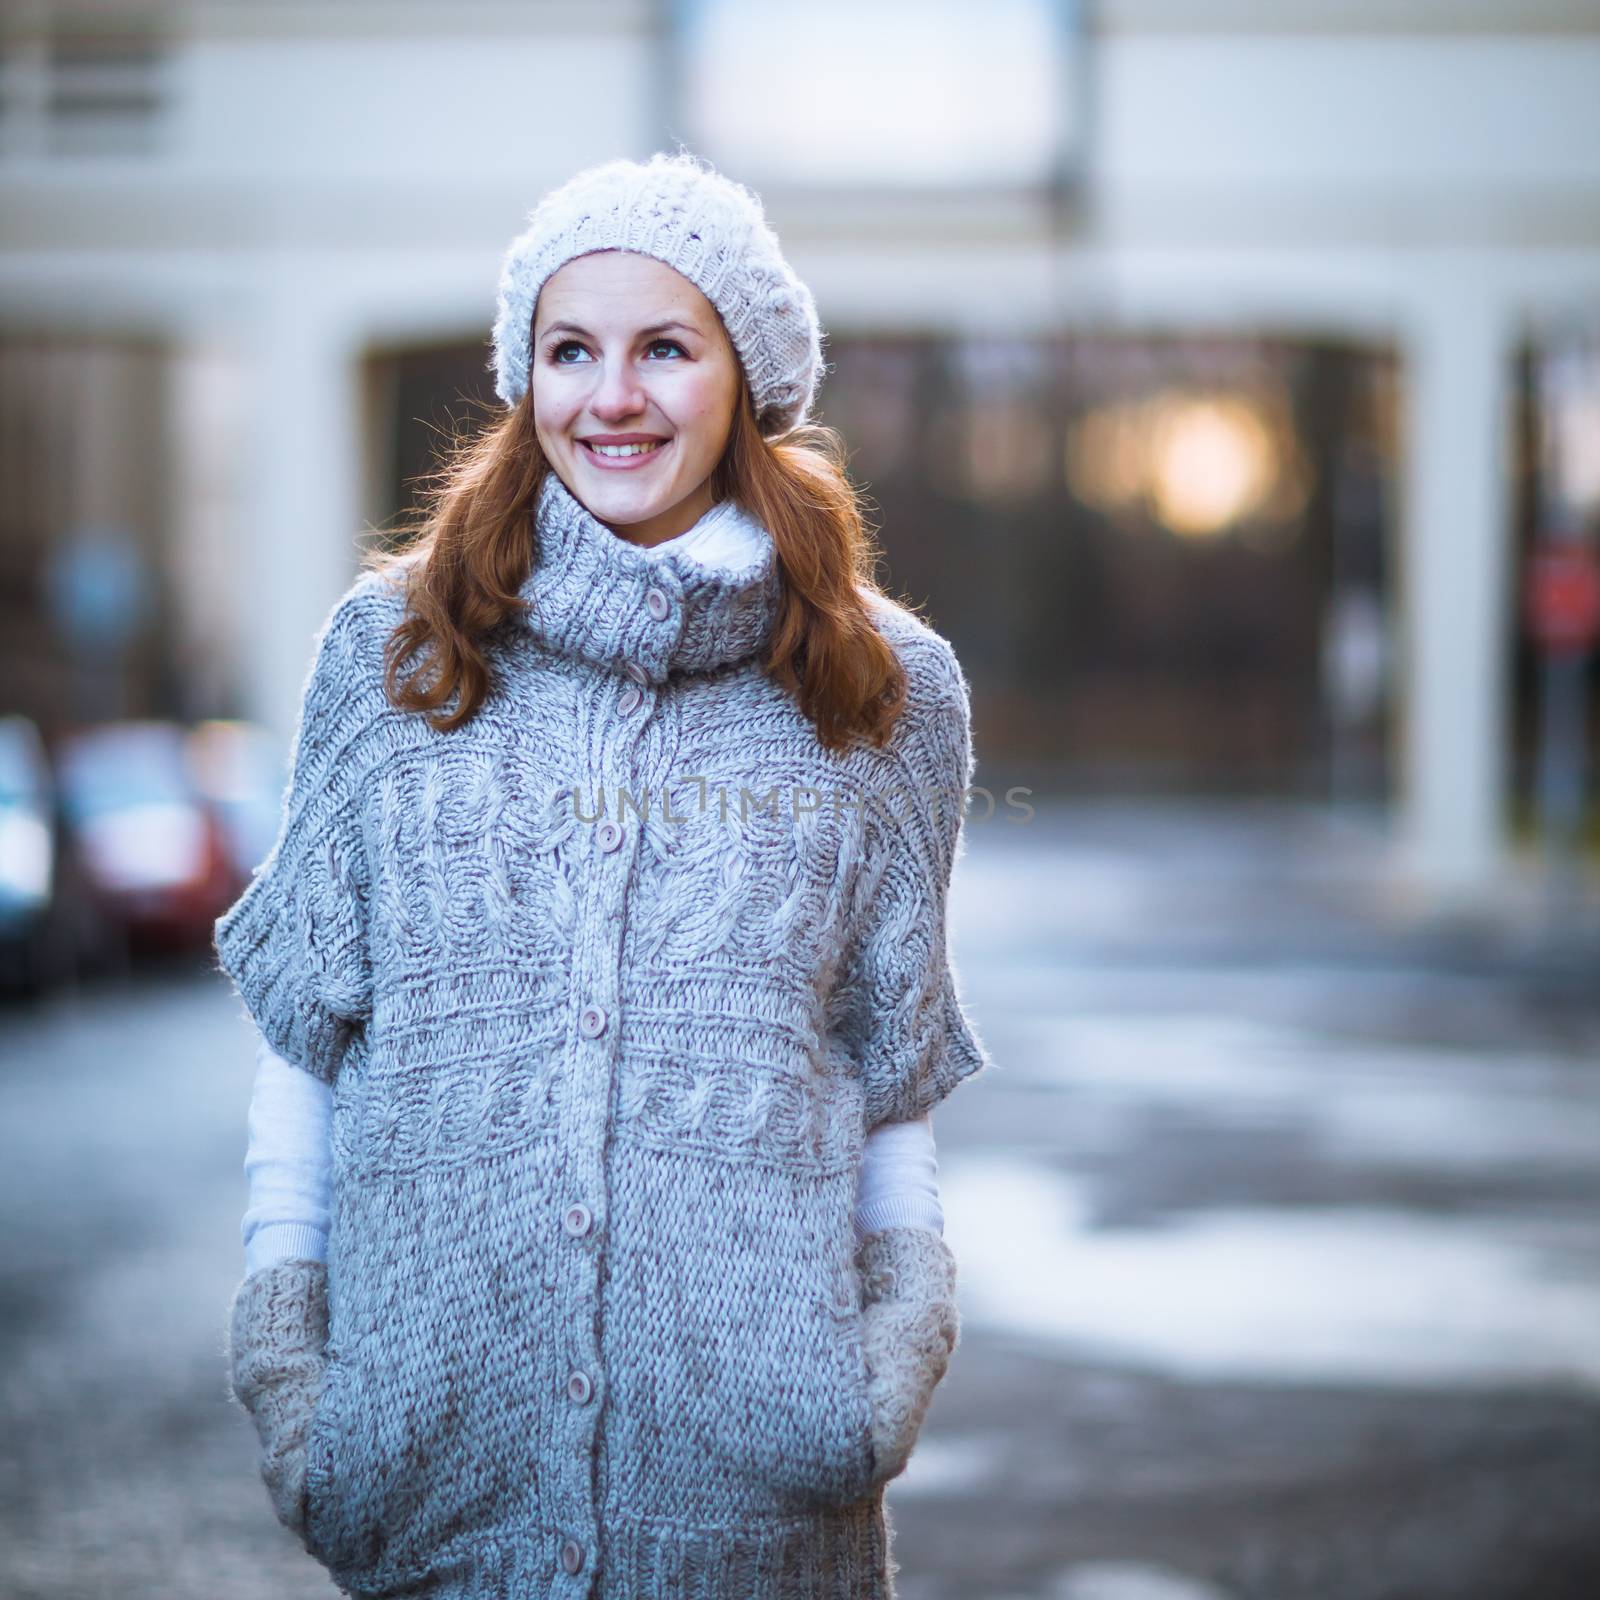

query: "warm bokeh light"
(1065, 387), (1309, 540)
(1062, 400), (1149, 516)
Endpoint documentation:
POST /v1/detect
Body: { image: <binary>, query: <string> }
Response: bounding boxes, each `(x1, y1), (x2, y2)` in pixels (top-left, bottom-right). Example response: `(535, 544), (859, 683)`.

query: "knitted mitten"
(853, 1226), (960, 1487)
(225, 1258), (329, 1542)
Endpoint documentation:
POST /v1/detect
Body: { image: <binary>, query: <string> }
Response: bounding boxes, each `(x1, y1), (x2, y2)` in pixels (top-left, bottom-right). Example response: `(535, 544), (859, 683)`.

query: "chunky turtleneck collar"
(516, 469), (781, 684)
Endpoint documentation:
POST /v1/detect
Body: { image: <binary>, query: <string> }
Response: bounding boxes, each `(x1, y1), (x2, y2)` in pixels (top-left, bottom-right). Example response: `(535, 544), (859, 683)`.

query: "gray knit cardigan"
(213, 467), (993, 1599)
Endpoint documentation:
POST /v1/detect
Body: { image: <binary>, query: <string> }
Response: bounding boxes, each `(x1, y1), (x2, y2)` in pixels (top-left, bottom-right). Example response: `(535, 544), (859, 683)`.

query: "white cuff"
(241, 1031), (335, 1271)
(853, 1110), (943, 1243)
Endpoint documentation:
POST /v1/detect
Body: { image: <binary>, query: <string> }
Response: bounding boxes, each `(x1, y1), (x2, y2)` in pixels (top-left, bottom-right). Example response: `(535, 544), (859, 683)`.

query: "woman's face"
(531, 250), (743, 548)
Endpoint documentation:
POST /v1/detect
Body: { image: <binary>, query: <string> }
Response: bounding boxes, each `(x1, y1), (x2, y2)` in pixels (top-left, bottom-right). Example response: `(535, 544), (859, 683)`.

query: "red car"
(54, 720), (239, 953)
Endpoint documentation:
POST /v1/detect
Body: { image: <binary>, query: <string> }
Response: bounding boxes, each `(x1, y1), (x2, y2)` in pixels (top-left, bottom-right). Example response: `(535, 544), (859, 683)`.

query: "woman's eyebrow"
(539, 320), (702, 341)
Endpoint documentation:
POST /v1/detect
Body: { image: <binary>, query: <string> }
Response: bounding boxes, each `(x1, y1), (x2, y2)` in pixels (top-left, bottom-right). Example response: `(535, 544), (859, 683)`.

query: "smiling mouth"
(580, 439), (669, 461)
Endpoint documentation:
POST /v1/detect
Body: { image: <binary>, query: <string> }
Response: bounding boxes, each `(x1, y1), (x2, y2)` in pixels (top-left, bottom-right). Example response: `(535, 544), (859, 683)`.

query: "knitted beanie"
(490, 148), (824, 438)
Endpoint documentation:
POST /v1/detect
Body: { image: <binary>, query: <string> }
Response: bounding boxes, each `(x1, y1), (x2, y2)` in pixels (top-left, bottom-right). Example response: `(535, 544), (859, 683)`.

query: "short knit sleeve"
(840, 628), (994, 1132)
(213, 592), (376, 1088)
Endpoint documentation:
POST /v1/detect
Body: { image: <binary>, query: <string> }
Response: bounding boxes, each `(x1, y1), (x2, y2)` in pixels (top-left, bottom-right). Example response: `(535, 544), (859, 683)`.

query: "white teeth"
(588, 441), (663, 458)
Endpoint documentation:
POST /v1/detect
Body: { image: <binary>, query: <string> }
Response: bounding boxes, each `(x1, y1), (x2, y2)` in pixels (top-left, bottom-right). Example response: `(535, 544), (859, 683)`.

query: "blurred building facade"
(2, 0), (1598, 909)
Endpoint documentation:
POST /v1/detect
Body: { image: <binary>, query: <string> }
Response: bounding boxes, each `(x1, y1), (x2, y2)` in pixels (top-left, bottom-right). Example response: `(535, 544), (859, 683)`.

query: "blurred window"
(0, 7), (172, 160)
(820, 332), (1398, 799)
(1510, 329), (1600, 837)
(672, 0), (1081, 190)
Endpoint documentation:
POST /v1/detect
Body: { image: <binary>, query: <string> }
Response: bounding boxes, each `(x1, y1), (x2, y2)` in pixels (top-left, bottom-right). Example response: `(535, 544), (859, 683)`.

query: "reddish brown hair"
(363, 376), (911, 754)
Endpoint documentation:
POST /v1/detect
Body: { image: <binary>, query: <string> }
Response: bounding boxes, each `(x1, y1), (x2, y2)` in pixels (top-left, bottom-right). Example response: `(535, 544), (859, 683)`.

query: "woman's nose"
(589, 363), (647, 420)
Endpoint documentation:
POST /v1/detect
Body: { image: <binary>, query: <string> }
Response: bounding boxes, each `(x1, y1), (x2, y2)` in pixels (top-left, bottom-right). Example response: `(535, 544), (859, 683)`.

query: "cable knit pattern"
(226, 1258), (330, 1544)
(491, 149), (824, 438)
(212, 466), (993, 1599)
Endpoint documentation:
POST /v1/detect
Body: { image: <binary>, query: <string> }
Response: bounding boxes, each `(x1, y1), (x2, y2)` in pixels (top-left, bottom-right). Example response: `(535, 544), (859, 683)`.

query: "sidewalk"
(955, 797), (1600, 993)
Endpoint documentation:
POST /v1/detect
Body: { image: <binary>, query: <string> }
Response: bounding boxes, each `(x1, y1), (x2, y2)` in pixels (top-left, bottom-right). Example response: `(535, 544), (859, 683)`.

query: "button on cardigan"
(212, 465), (993, 1599)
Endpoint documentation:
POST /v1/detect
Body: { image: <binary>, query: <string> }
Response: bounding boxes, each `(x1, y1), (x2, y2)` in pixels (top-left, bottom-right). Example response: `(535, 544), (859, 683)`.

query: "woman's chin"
(573, 466), (696, 524)
(582, 483), (673, 524)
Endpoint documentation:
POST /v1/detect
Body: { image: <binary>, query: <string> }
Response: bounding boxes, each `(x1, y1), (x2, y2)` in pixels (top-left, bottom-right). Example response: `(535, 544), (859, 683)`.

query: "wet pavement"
(0, 799), (1596, 1599)
(893, 800), (1600, 1599)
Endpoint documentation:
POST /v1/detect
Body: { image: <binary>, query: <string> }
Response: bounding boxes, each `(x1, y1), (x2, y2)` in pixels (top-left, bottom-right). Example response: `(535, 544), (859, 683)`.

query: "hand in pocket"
(226, 1258), (330, 1544)
(852, 1227), (960, 1488)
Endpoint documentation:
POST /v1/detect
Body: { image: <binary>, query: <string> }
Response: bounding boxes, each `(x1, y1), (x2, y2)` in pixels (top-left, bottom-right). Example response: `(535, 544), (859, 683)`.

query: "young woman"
(219, 149), (991, 1600)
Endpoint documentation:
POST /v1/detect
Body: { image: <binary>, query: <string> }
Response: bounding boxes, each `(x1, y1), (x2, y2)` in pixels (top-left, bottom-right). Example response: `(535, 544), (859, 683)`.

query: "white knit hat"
(491, 149), (824, 439)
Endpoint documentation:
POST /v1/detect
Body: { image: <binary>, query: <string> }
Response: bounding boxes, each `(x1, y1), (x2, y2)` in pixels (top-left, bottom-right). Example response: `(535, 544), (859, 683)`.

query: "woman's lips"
(578, 438), (671, 470)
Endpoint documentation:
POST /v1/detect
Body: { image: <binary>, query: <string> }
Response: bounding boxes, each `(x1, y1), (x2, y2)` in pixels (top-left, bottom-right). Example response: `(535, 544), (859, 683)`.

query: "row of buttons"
(556, 640), (661, 1585)
(562, 1194), (596, 1398)
(620, 643), (654, 716)
(560, 1191), (596, 1576)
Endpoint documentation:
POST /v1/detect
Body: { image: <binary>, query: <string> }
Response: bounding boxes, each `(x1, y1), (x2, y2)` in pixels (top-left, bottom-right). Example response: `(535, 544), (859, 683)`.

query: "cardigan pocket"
(604, 1157), (878, 1518)
(297, 1325), (480, 1591)
(827, 1281), (880, 1491)
(300, 1346), (348, 1569)
(719, 1229), (880, 1512)
(700, 1278), (878, 1513)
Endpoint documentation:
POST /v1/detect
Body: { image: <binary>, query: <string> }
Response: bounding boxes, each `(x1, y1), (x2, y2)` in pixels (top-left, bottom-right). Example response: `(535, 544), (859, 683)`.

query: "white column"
(235, 280), (366, 748)
(167, 341), (251, 721)
(1395, 264), (1518, 909)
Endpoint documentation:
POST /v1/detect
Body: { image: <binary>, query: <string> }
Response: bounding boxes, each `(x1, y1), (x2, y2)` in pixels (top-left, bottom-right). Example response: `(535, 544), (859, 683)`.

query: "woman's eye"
(547, 338), (685, 364)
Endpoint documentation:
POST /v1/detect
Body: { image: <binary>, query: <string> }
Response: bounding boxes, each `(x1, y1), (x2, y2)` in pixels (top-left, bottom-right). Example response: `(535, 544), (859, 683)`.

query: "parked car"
(185, 718), (287, 889)
(54, 720), (239, 953)
(0, 715), (58, 994)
